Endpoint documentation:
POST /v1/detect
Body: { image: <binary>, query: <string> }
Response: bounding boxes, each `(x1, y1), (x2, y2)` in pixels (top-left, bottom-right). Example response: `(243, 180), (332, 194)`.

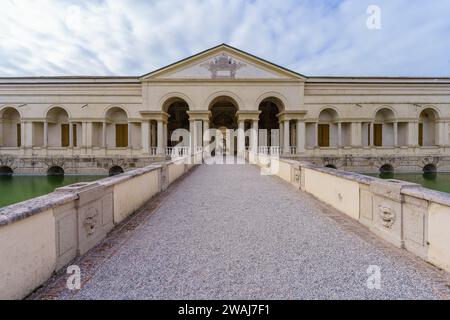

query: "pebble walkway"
(33, 162), (450, 300)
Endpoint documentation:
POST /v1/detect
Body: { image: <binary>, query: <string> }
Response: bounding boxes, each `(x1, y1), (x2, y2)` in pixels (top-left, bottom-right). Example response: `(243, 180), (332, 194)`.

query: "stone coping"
(277, 156), (450, 207)
(0, 156), (191, 227)
(0, 192), (78, 227)
(402, 186), (450, 207)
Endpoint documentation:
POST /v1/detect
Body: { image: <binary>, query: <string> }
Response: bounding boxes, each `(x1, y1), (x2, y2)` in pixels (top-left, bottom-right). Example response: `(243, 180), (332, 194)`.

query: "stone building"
(1, 44), (449, 174)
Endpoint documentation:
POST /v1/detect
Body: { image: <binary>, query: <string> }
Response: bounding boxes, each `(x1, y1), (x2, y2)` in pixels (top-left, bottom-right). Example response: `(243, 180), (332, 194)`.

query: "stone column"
(69, 123), (74, 147)
(102, 122), (107, 148)
(163, 122), (168, 149)
(314, 122), (319, 147)
(279, 121), (284, 150)
(296, 120), (305, 153)
(393, 122), (398, 147)
(127, 122), (132, 148)
(189, 120), (195, 155)
(437, 121), (447, 146)
(337, 122), (342, 147)
(203, 120), (209, 146)
(20, 121), (25, 148)
(283, 120), (290, 154)
(25, 122), (33, 148)
(43, 121), (48, 147)
(141, 121), (150, 154)
(157, 120), (164, 154)
(351, 122), (362, 147)
(237, 120), (245, 156)
(370, 122), (375, 146)
(252, 120), (259, 152)
(407, 121), (418, 147)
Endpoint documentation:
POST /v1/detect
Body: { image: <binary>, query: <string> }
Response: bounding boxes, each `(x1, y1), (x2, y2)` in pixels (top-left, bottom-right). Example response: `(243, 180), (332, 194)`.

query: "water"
(365, 172), (450, 194)
(0, 175), (106, 208)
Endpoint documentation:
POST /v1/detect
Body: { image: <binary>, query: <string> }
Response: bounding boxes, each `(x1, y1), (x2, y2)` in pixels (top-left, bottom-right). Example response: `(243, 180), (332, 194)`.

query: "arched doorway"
(164, 99), (190, 148)
(209, 96), (238, 155)
(374, 108), (395, 147)
(419, 109), (438, 146)
(258, 98), (283, 149)
(0, 107), (21, 147)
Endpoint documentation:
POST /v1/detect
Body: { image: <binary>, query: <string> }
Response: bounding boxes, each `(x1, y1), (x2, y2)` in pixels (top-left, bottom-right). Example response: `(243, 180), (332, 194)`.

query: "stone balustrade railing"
(0, 153), (201, 300)
(252, 153), (450, 275)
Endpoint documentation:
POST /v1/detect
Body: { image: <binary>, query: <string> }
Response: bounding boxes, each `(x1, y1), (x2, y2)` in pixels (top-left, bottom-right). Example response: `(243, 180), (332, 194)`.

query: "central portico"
(139, 44), (305, 158)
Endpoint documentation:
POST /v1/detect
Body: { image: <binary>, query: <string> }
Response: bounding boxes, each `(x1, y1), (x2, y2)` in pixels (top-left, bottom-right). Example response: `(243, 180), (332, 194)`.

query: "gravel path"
(40, 163), (450, 300)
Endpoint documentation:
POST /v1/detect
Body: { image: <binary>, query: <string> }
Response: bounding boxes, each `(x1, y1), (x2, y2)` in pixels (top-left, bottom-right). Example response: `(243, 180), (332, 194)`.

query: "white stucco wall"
(0, 210), (56, 300)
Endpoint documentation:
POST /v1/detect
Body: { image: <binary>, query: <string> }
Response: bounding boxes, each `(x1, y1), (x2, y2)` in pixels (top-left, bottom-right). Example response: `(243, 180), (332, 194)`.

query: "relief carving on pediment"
(200, 54), (246, 79)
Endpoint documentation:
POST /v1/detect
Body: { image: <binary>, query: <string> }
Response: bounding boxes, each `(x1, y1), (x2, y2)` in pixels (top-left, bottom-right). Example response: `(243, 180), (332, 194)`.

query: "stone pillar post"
(43, 121), (48, 147)
(296, 120), (305, 153)
(25, 122), (33, 148)
(141, 121), (150, 154)
(20, 121), (25, 148)
(157, 120), (164, 155)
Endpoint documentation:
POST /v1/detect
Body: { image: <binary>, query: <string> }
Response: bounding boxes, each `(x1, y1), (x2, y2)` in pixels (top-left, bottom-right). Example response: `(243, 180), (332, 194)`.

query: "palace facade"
(1, 44), (450, 175)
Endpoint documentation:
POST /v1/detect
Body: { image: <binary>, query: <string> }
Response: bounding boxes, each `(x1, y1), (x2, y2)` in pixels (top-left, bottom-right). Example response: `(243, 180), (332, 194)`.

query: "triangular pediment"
(141, 44), (306, 81)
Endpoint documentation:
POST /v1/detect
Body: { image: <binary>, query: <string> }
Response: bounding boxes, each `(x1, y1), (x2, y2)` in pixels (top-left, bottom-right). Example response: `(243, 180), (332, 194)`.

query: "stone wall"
(0, 155), (198, 300)
(253, 153), (450, 274)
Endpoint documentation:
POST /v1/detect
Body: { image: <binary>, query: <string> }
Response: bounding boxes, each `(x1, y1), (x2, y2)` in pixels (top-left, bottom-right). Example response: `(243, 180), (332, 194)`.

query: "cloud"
(0, 0), (449, 77)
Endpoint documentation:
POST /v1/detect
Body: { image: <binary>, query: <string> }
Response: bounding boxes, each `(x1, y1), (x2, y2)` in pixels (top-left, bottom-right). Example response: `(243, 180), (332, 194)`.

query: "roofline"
(139, 43), (308, 79)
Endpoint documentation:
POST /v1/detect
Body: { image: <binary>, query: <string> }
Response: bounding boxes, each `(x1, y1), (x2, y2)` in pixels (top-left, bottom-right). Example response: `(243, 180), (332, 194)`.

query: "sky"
(0, 0), (449, 77)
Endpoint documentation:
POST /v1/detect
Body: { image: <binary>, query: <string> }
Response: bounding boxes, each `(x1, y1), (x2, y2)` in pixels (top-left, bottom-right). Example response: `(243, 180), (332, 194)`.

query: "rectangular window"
(16, 123), (21, 147)
(61, 124), (70, 147)
(367, 123), (371, 145)
(73, 125), (77, 147)
(318, 124), (330, 147)
(374, 124), (382, 147)
(418, 123), (423, 146)
(115, 124), (128, 148)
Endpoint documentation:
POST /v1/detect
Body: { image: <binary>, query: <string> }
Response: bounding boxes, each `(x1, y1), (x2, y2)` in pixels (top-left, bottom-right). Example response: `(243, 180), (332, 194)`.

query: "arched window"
(374, 108), (395, 147)
(46, 107), (70, 147)
(419, 109), (438, 146)
(106, 107), (128, 148)
(318, 109), (338, 147)
(1, 108), (21, 147)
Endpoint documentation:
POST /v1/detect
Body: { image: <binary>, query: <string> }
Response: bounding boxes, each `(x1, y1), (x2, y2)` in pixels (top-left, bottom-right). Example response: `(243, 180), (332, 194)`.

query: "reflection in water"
(366, 172), (450, 194)
(422, 172), (437, 181)
(379, 172), (395, 180)
(0, 175), (106, 208)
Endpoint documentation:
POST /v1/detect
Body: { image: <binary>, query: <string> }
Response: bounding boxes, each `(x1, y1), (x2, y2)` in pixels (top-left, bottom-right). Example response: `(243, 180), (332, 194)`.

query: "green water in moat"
(0, 175), (106, 208)
(365, 172), (450, 194)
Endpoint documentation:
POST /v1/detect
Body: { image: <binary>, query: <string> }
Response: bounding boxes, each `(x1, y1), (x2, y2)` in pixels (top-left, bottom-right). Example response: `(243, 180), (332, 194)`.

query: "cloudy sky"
(0, 0), (449, 77)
